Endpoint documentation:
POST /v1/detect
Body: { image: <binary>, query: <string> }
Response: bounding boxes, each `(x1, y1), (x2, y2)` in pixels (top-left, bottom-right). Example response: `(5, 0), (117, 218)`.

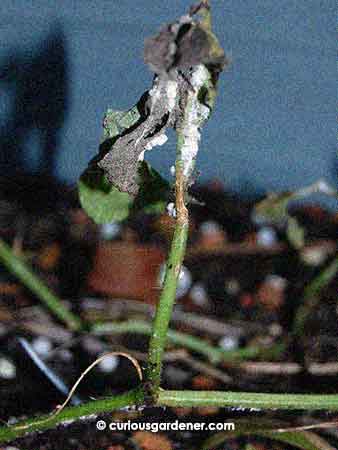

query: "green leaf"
(254, 190), (308, 250)
(78, 168), (132, 224)
(254, 180), (338, 226)
(79, 109), (170, 221)
(134, 161), (171, 214)
(253, 180), (338, 249)
(78, 161), (170, 223)
(287, 216), (305, 249)
(78, 105), (143, 223)
(254, 191), (294, 225)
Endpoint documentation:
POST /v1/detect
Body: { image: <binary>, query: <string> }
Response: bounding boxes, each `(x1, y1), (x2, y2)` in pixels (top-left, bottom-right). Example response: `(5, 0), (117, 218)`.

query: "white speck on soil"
(31, 336), (52, 358)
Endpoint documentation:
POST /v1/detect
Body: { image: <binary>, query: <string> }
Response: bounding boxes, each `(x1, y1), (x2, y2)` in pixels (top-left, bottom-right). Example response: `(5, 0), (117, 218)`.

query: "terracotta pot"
(88, 241), (165, 304)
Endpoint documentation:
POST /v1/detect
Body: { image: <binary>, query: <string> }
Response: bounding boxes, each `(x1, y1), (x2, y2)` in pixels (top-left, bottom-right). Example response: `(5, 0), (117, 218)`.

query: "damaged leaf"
(102, 106), (141, 140)
(97, 79), (173, 196)
(78, 162), (171, 223)
(144, 1), (226, 75)
(78, 106), (143, 223)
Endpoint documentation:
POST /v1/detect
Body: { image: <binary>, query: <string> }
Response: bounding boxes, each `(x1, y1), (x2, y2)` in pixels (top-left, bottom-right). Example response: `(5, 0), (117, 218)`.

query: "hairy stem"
(4, 386), (338, 443)
(0, 387), (144, 444)
(93, 319), (262, 364)
(144, 2), (224, 395)
(292, 256), (338, 337)
(158, 389), (338, 410)
(145, 163), (189, 397)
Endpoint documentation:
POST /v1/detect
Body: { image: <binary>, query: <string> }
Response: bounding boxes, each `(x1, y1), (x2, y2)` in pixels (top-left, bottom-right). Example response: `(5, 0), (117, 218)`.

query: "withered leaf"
(80, 1), (226, 215)
(144, 2), (226, 75)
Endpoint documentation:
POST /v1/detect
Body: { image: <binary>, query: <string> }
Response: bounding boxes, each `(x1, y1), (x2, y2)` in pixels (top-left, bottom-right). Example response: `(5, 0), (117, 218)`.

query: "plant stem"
(292, 256), (338, 337)
(144, 15), (223, 396)
(93, 319), (261, 364)
(0, 387), (144, 444)
(158, 389), (338, 410)
(145, 163), (189, 397)
(4, 387), (338, 444)
(0, 238), (83, 331)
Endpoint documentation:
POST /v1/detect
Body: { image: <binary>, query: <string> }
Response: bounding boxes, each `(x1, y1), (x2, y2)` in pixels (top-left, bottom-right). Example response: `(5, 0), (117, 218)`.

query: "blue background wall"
(0, 1), (336, 205)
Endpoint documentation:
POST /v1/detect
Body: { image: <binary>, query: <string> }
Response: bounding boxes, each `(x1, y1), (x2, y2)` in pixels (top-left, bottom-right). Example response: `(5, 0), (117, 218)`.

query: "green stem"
(292, 256), (338, 336)
(145, 0), (224, 398)
(145, 210), (188, 396)
(4, 387), (338, 443)
(158, 389), (338, 410)
(93, 319), (261, 363)
(0, 387), (144, 444)
(0, 238), (83, 331)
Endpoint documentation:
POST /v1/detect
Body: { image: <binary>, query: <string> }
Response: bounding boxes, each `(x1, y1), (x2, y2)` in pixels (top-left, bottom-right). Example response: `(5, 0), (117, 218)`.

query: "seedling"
(1, 2), (338, 447)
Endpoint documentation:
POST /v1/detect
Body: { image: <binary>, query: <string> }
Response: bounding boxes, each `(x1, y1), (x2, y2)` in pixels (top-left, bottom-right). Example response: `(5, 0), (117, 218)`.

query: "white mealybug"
(31, 336), (52, 358)
(158, 263), (192, 299)
(257, 227), (277, 247)
(166, 202), (177, 218)
(0, 357), (16, 379)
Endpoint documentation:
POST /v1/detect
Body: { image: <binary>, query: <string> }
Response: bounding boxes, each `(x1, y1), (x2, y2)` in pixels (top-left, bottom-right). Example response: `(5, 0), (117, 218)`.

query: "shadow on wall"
(333, 152), (338, 191)
(0, 23), (68, 177)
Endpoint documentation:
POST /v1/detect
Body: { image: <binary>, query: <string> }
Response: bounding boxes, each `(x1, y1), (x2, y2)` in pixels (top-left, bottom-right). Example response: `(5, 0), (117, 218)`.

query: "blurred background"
(0, 0), (336, 204)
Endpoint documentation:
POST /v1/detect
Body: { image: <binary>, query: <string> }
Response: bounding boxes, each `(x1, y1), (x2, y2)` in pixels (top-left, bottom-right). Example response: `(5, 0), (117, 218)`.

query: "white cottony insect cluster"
(179, 65), (210, 178)
(139, 77), (178, 160)
(137, 64), (213, 177)
(166, 78), (178, 110)
(144, 133), (168, 151)
(137, 64), (211, 175)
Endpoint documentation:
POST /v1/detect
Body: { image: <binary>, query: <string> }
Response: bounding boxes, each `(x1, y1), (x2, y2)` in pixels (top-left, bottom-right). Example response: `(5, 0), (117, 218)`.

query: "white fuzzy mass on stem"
(138, 77), (178, 162)
(180, 65), (210, 178)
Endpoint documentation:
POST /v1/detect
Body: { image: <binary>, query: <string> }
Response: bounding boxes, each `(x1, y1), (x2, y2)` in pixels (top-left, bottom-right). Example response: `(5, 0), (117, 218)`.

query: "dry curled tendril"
(14, 352), (143, 430)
